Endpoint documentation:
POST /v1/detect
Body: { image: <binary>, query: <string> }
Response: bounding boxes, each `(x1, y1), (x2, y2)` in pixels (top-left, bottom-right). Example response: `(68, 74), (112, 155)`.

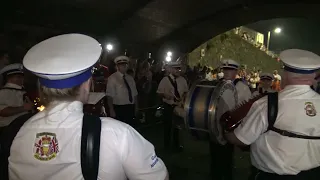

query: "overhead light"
(274, 28), (281, 34)
(167, 51), (172, 57)
(106, 44), (113, 51)
(165, 56), (172, 62)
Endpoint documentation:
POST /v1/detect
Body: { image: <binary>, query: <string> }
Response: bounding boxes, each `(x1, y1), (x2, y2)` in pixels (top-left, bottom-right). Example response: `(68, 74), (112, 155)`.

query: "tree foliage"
(188, 30), (282, 72)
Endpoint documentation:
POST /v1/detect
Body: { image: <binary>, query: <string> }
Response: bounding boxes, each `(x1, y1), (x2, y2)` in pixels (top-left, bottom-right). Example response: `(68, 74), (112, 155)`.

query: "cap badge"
(34, 132), (59, 161)
(305, 102), (317, 117)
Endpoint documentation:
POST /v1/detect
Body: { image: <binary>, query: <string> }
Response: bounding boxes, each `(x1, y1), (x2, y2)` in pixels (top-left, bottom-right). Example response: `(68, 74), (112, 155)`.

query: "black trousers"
(114, 104), (135, 126)
(210, 142), (234, 180)
(163, 103), (180, 150)
(249, 166), (320, 180)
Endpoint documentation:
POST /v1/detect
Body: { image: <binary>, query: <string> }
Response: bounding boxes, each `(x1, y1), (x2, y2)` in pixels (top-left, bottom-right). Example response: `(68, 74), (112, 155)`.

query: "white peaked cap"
(114, 56), (129, 64)
(221, 59), (239, 69)
(260, 73), (274, 80)
(280, 49), (320, 74)
(23, 34), (102, 89)
(168, 61), (181, 67)
(0, 63), (24, 76)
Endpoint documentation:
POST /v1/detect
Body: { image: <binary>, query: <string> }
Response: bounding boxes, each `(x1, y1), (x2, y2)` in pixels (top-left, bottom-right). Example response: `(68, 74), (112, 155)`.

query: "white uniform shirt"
(157, 74), (188, 105)
(0, 83), (28, 127)
(206, 72), (213, 81)
(106, 71), (138, 105)
(235, 81), (252, 104)
(249, 77), (260, 89)
(274, 74), (282, 81)
(218, 72), (224, 79)
(234, 85), (320, 175)
(9, 101), (167, 180)
(252, 88), (275, 97)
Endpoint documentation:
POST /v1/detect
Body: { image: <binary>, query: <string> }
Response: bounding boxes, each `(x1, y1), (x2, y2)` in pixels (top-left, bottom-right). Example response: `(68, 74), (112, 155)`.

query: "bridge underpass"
(2, 1), (320, 179)
(2, 0), (320, 62)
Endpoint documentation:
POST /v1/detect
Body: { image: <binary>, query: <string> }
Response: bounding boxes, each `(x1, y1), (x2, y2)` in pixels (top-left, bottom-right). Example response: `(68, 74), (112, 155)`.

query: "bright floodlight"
(106, 44), (113, 51)
(167, 51), (172, 57)
(274, 28), (281, 34)
(165, 56), (172, 62)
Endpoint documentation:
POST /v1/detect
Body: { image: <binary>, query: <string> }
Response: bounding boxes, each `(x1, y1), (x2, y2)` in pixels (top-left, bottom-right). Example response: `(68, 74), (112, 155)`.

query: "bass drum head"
(208, 80), (238, 145)
(184, 80), (220, 140)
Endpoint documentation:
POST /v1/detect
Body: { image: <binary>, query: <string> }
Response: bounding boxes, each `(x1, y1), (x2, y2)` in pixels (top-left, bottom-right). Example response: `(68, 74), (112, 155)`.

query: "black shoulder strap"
(167, 76), (180, 99)
(167, 76), (176, 87)
(233, 78), (243, 86)
(267, 92), (320, 139)
(81, 114), (101, 180)
(0, 87), (25, 92)
(0, 113), (35, 180)
(267, 92), (278, 130)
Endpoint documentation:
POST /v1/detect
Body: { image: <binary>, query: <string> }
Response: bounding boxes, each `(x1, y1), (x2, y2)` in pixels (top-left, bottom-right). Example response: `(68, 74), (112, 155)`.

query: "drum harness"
(167, 76), (181, 104)
(266, 92), (320, 139)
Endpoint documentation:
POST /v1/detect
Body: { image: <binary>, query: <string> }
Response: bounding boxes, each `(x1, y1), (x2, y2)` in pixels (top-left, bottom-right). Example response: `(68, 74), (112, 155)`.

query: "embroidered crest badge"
(305, 102), (317, 117)
(34, 132), (59, 161)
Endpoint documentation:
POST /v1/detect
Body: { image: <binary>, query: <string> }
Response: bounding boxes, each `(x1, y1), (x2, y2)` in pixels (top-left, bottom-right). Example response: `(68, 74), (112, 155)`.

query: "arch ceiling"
(2, 0), (320, 60)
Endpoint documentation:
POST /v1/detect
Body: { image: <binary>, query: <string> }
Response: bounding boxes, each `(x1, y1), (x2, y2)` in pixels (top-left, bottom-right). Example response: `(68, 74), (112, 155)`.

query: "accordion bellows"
(220, 93), (267, 132)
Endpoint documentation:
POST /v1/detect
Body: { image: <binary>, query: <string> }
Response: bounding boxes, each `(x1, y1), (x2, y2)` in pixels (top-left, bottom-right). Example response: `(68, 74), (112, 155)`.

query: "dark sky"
(246, 18), (320, 54)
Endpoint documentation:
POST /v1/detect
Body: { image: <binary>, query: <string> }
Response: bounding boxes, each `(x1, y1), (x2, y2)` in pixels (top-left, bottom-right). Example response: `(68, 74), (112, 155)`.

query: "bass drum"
(184, 80), (238, 145)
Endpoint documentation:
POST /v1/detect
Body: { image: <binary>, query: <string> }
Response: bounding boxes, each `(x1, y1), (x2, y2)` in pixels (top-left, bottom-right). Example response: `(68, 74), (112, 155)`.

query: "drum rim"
(184, 80), (220, 136)
(184, 80), (200, 132)
(208, 80), (238, 144)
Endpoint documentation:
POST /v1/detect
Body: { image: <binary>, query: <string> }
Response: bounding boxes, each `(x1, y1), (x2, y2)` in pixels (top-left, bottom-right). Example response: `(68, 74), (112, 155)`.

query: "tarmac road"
(137, 122), (251, 180)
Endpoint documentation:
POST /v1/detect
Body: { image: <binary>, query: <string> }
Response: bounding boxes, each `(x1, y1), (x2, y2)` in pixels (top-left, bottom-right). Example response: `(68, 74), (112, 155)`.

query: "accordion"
(220, 93), (267, 132)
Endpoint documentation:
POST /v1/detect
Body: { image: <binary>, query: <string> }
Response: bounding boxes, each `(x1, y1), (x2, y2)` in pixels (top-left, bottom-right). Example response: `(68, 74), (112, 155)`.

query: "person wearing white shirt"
(0, 64), (34, 132)
(206, 70), (213, 81)
(157, 61), (188, 152)
(226, 49), (320, 180)
(217, 68), (224, 80)
(8, 34), (168, 180)
(106, 56), (138, 126)
(209, 59), (252, 180)
(221, 59), (252, 104)
(252, 73), (275, 96)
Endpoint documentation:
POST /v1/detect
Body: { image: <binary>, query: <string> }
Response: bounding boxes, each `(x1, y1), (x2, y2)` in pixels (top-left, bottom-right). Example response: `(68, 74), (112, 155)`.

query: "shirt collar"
(4, 83), (23, 89)
(46, 101), (83, 113)
(169, 74), (175, 79)
(283, 85), (312, 91)
(116, 71), (126, 77)
(40, 101), (83, 123)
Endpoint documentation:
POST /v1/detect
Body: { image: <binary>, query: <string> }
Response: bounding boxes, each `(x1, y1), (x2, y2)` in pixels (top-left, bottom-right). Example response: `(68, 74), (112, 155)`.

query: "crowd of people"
(0, 33), (320, 180)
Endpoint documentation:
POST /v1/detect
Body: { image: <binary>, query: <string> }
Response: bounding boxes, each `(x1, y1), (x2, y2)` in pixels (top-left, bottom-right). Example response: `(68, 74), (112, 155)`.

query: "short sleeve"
(156, 78), (166, 94)
(182, 78), (189, 93)
(236, 82), (252, 103)
(121, 125), (167, 180)
(106, 77), (115, 97)
(0, 90), (11, 111)
(233, 100), (268, 145)
(130, 77), (138, 96)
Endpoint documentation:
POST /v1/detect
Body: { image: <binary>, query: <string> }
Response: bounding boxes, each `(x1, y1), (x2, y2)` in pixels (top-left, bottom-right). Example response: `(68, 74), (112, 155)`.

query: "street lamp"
(267, 27), (281, 51)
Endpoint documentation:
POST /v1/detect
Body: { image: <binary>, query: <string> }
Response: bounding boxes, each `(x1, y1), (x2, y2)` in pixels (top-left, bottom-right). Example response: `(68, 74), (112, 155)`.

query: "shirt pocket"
(115, 83), (127, 96)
